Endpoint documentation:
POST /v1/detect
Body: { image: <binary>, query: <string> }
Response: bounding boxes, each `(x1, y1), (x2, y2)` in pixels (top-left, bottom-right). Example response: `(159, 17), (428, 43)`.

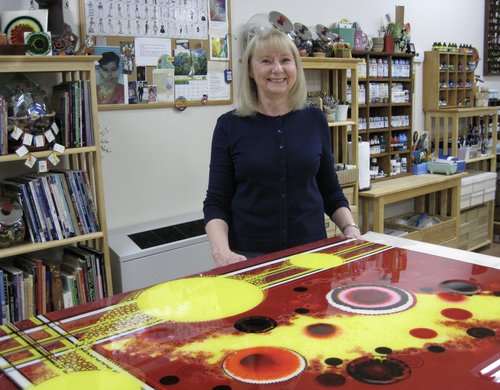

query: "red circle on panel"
(437, 292), (467, 302)
(441, 308), (473, 320)
(409, 328), (438, 339)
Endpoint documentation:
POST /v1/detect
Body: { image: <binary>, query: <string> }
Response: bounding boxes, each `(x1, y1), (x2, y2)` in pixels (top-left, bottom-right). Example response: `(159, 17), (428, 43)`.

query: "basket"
(336, 167), (358, 185)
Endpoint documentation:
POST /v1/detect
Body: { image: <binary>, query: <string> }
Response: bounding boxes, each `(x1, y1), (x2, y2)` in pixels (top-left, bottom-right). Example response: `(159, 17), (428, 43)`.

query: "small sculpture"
(35, 0), (78, 54)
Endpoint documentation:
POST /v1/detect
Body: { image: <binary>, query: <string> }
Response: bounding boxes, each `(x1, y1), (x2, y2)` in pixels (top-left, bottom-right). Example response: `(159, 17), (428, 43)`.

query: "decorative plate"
(4, 16), (43, 45)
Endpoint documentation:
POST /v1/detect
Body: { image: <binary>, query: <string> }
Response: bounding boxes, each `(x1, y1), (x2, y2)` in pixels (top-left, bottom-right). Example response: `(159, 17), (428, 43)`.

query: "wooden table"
(359, 173), (467, 237)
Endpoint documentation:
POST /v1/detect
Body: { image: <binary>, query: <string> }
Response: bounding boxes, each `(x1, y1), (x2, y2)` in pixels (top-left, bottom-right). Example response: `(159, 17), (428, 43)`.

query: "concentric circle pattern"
(327, 284), (415, 315)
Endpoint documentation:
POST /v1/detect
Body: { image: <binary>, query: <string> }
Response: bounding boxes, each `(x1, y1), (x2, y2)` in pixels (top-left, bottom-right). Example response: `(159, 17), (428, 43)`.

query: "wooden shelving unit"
(424, 104), (498, 251)
(301, 57), (360, 234)
(423, 50), (476, 110)
(0, 56), (112, 304)
(351, 51), (414, 181)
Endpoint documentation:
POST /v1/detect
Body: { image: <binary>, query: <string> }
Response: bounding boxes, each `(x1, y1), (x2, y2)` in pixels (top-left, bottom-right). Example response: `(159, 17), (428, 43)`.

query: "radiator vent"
(108, 213), (213, 293)
(128, 219), (205, 249)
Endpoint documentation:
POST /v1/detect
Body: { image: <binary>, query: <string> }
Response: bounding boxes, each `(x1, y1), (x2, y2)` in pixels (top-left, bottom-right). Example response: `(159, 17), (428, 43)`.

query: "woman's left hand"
(343, 225), (362, 239)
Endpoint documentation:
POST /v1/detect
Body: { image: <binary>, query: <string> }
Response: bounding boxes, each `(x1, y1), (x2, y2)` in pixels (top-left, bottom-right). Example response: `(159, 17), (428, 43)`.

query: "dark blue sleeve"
(314, 109), (350, 217)
(203, 114), (235, 226)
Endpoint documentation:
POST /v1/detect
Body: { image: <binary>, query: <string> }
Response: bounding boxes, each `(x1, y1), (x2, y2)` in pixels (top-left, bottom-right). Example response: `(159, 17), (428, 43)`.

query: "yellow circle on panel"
(29, 370), (140, 390)
(136, 276), (264, 322)
(289, 253), (344, 269)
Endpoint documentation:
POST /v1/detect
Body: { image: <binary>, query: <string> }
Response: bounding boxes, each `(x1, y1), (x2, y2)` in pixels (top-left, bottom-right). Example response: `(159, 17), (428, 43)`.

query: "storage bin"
(385, 212), (456, 244)
(412, 163), (427, 175)
(384, 222), (424, 240)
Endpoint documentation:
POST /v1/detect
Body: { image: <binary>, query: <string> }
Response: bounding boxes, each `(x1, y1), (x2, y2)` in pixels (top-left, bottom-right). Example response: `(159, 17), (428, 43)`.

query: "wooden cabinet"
(301, 57), (360, 235)
(359, 173), (465, 248)
(351, 51), (414, 181)
(0, 56), (112, 320)
(423, 50), (476, 110)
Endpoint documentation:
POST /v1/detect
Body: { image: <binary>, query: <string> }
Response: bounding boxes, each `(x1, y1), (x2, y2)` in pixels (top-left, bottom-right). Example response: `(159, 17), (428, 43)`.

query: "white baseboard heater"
(108, 212), (213, 293)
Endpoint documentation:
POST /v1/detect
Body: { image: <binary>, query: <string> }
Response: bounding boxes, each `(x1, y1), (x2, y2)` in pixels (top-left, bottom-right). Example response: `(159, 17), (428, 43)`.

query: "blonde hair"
(236, 29), (307, 117)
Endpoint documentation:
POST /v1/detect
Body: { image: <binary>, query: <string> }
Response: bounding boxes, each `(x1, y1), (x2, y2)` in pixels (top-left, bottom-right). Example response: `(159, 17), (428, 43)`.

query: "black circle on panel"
(439, 280), (481, 295)
(160, 375), (180, 385)
(213, 386), (232, 390)
(466, 327), (496, 339)
(295, 308), (309, 314)
(375, 347), (393, 355)
(316, 373), (347, 386)
(427, 345), (446, 353)
(325, 357), (343, 366)
(234, 316), (277, 333)
(294, 286), (308, 292)
(346, 356), (411, 385)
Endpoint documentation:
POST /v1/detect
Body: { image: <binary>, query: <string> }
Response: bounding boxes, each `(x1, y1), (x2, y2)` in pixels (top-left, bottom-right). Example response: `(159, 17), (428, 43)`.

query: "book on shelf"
(3, 169), (100, 244)
(62, 249), (87, 305)
(42, 173), (76, 239)
(2, 272), (11, 324)
(0, 264), (24, 322)
(52, 80), (94, 148)
(1, 179), (39, 243)
(64, 246), (96, 302)
(14, 254), (46, 315)
(0, 269), (6, 325)
(0, 94), (8, 156)
(42, 258), (64, 313)
(21, 175), (53, 241)
(61, 271), (77, 308)
(22, 272), (35, 319)
(4, 177), (48, 242)
(33, 174), (64, 240)
(78, 244), (107, 299)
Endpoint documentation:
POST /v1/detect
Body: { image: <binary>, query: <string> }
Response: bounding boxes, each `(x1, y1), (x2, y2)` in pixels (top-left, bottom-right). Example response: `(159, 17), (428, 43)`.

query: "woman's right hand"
(213, 249), (247, 267)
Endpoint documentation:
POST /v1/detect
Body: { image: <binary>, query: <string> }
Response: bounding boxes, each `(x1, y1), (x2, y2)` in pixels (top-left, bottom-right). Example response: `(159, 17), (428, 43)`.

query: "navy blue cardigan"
(203, 107), (349, 253)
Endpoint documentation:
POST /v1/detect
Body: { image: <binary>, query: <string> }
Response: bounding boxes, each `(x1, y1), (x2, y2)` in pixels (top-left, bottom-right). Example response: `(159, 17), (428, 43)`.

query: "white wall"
(1, 0), (496, 230)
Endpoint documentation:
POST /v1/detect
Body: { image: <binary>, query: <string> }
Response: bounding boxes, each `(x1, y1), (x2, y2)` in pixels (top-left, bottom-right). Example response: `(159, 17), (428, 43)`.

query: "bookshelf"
(0, 56), (112, 322)
(301, 57), (360, 233)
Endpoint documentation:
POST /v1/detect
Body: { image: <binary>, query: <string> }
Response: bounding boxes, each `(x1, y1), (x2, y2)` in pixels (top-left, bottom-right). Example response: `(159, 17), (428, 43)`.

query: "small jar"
(0, 198), (26, 248)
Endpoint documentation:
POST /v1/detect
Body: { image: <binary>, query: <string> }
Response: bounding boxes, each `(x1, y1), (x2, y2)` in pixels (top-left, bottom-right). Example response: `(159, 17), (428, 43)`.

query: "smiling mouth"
(268, 78), (287, 83)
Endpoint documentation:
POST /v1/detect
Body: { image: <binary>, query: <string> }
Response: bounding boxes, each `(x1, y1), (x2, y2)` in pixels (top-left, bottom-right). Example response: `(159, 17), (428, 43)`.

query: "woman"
(96, 51), (125, 105)
(203, 29), (361, 267)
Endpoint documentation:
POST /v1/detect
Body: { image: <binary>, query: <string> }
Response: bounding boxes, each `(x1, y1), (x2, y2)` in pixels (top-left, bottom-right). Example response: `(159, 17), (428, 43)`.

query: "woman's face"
(249, 46), (296, 99)
(99, 61), (119, 84)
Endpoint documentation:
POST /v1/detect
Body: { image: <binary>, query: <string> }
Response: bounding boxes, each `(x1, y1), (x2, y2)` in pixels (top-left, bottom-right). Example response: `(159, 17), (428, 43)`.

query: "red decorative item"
(384, 34), (395, 53)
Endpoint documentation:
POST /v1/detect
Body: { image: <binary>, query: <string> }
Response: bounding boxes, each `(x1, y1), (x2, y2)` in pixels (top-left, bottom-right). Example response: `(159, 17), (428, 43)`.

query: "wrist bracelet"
(341, 223), (360, 234)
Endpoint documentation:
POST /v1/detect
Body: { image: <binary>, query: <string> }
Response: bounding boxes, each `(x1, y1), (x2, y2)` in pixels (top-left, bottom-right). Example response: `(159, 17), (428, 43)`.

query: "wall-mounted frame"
(79, 0), (233, 111)
(484, 0), (500, 75)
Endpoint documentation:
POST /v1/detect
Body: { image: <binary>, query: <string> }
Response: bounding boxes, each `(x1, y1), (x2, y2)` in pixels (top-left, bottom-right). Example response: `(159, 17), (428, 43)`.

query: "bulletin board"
(79, 0), (233, 111)
(484, 0), (500, 75)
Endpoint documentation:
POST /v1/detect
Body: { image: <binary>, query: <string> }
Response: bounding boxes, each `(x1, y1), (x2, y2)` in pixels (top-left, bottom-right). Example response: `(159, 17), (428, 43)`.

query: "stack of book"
(52, 80), (94, 148)
(0, 246), (107, 325)
(1, 169), (100, 243)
